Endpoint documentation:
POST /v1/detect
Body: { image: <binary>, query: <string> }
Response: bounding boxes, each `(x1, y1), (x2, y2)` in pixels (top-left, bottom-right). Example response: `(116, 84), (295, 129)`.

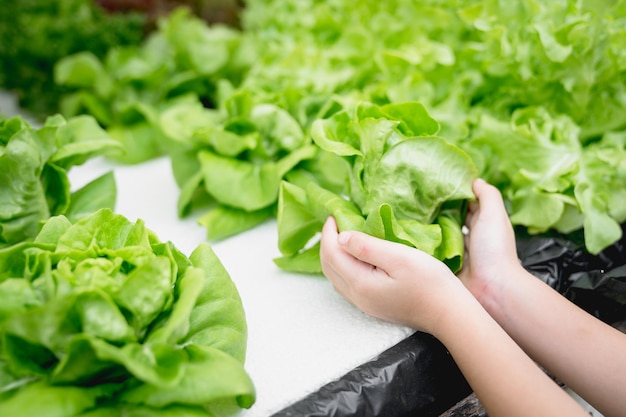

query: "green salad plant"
(0, 0), (146, 118)
(53, 0), (626, 269)
(55, 8), (254, 164)
(243, 0), (626, 257)
(0, 209), (255, 416)
(0, 114), (120, 247)
(275, 100), (477, 273)
(162, 90), (317, 241)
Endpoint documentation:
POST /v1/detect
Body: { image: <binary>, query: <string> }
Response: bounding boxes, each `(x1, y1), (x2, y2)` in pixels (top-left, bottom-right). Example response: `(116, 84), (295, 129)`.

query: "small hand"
(458, 179), (524, 308)
(320, 217), (466, 334)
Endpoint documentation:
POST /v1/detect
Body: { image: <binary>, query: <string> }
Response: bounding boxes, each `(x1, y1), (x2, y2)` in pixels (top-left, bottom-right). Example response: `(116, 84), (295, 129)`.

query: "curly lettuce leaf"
(465, 107), (626, 254)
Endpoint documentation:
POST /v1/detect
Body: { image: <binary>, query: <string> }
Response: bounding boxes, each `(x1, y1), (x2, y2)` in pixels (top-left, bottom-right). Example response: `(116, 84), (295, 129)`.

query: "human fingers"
(319, 218), (384, 299)
(470, 178), (510, 226)
(320, 217), (350, 295)
(335, 229), (437, 280)
(459, 179), (520, 291)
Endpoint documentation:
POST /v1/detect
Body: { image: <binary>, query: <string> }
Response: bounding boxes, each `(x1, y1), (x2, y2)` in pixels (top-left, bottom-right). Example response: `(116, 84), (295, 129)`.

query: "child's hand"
(320, 217), (468, 334)
(458, 179), (525, 309)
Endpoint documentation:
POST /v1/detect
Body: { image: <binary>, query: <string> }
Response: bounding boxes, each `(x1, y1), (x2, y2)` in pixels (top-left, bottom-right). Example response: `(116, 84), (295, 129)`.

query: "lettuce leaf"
(0, 115), (120, 247)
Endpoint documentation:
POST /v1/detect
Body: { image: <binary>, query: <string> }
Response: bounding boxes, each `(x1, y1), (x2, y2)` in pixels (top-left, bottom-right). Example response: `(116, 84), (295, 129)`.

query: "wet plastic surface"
(273, 225), (626, 417)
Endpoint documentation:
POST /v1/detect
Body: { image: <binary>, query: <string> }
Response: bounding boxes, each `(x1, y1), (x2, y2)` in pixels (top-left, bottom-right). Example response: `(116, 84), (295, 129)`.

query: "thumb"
(337, 231), (422, 275)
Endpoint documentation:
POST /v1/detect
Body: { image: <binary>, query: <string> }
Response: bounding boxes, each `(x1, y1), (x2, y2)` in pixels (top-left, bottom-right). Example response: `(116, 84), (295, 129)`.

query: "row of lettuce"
(0, 0), (244, 117)
(1, 0), (626, 415)
(52, 0), (626, 269)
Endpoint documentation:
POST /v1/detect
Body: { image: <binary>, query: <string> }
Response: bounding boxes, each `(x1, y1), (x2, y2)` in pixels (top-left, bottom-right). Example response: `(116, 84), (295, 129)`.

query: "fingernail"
(337, 232), (350, 246)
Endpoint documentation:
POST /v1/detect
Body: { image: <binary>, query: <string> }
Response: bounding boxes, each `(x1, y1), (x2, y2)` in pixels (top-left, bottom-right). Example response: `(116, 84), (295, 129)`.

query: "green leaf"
(113, 256), (174, 334)
(198, 205), (274, 242)
(273, 243), (323, 275)
(187, 243), (248, 362)
(199, 150), (281, 210)
(380, 102), (440, 136)
(106, 124), (165, 165)
(120, 345), (255, 409)
(575, 182), (623, 255)
(363, 204), (442, 255)
(276, 182), (323, 257)
(250, 104), (306, 155)
(50, 116), (122, 169)
(0, 115), (119, 246)
(311, 111), (362, 157)
(66, 172), (117, 222)
(0, 381), (113, 417)
(199, 146), (315, 211)
(41, 163), (71, 216)
(435, 214), (465, 273)
(365, 137), (477, 223)
(148, 267), (205, 345)
(54, 52), (113, 95)
(509, 189), (565, 232)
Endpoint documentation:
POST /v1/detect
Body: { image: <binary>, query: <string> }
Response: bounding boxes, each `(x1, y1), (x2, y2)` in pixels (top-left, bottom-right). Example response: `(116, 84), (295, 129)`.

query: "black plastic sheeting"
(271, 224), (626, 417)
(518, 222), (626, 324)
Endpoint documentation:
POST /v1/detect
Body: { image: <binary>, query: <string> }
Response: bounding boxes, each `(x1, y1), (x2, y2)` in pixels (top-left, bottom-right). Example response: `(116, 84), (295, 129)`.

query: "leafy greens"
(0, 0), (146, 118)
(0, 114), (120, 247)
(275, 100), (477, 274)
(0, 208), (255, 416)
(55, 8), (254, 164)
(53, 0), (626, 265)
(242, 0), (626, 256)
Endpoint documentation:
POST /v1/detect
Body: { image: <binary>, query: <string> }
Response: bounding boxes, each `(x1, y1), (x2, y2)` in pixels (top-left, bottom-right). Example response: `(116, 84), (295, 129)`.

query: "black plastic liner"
(271, 225), (626, 417)
(518, 222), (626, 323)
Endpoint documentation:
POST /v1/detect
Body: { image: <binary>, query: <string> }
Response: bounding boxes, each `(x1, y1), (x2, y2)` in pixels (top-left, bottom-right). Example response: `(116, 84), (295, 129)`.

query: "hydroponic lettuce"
(275, 100), (477, 274)
(242, 0), (626, 256)
(0, 0), (146, 118)
(55, 0), (626, 260)
(0, 209), (255, 416)
(54, 9), (320, 240)
(162, 88), (317, 241)
(55, 8), (254, 164)
(0, 114), (120, 247)
(464, 107), (626, 255)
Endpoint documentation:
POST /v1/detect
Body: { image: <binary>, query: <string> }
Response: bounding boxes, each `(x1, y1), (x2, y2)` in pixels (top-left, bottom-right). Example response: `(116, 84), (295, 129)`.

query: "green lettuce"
(0, 0), (146, 118)
(52, 0), (626, 257)
(244, 0), (626, 256)
(55, 8), (255, 164)
(275, 101), (477, 274)
(0, 114), (120, 247)
(464, 107), (626, 254)
(162, 88), (317, 241)
(0, 209), (255, 416)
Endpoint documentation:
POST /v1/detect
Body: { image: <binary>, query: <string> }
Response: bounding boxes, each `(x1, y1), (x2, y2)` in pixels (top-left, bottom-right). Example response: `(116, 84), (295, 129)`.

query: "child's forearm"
(433, 290), (588, 417)
(482, 269), (626, 417)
